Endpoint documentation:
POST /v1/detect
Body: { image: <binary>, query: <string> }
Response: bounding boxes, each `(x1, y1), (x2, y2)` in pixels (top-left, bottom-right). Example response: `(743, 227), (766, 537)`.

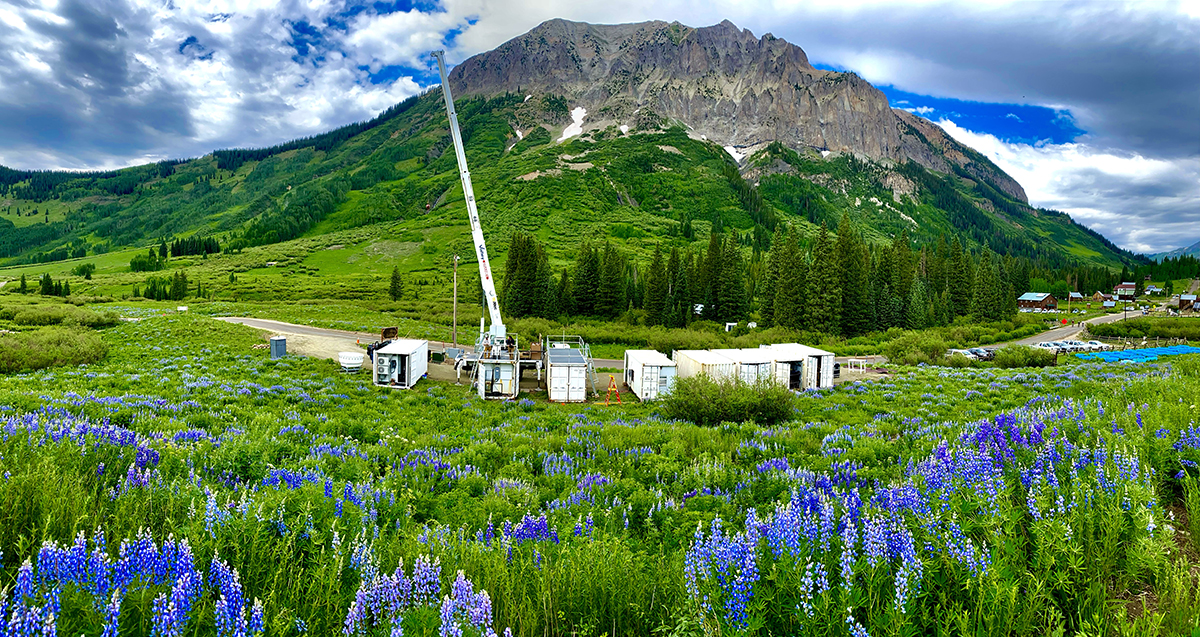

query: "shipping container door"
(659, 367), (674, 396)
(568, 366), (586, 402)
(642, 365), (658, 400)
(549, 367), (567, 401)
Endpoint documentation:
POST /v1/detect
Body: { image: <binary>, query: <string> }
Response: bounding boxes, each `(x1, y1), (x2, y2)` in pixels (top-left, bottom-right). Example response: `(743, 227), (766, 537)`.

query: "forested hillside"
(0, 86), (1141, 278)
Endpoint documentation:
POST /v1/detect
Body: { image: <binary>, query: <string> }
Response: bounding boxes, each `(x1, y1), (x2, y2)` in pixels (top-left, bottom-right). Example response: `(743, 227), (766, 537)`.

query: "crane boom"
(431, 50), (505, 338)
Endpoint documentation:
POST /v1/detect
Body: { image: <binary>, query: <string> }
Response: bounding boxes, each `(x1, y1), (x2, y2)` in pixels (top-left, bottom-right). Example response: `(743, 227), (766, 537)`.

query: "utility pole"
(452, 254), (459, 348)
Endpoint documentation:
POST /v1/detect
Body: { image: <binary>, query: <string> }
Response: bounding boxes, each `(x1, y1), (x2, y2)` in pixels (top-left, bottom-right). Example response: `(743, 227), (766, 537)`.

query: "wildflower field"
(3, 315), (1200, 636)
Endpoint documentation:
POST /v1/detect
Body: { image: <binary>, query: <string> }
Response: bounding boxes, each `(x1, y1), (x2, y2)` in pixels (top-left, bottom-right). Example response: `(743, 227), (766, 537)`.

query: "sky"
(0, 0), (1196, 254)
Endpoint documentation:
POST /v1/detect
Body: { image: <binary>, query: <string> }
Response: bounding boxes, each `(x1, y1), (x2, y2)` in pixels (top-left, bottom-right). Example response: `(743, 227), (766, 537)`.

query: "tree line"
(497, 214), (1074, 336)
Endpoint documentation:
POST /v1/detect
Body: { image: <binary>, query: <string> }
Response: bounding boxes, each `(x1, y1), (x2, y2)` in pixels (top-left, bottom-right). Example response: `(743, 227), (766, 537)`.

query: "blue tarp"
(1076, 345), (1200, 362)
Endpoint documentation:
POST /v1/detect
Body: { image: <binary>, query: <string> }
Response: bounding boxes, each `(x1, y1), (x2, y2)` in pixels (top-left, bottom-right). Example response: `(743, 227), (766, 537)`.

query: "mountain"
(0, 19), (1143, 277)
(451, 19), (1028, 202)
(1150, 238), (1200, 262)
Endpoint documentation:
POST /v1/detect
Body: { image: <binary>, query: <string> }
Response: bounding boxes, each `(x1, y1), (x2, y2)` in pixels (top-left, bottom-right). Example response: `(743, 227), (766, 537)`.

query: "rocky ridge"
(450, 18), (1027, 202)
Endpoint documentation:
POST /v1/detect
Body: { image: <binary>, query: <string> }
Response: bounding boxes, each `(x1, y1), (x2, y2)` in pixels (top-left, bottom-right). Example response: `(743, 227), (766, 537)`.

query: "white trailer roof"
(625, 350), (675, 366)
(376, 339), (427, 355)
(760, 343), (835, 359)
(674, 350), (735, 365)
(547, 348), (588, 365)
(712, 348), (774, 364)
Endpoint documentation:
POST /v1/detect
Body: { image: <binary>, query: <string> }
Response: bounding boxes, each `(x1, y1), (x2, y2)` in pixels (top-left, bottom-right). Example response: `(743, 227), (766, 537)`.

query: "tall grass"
(0, 328), (108, 373)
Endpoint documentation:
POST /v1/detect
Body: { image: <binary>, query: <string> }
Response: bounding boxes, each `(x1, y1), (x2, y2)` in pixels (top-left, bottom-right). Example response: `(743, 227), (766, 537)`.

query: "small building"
(759, 343), (837, 390)
(1068, 292), (1085, 302)
(372, 339), (429, 389)
(1102, 300), (1117, 309)
(546, 343), (589, 403)
(673, 350), (738, 381)
(623, 350), (677, 401)
(1145, 285), (1163, 294)
(1114, 282), (1137, 296)
(1017, 292), (1057, 310)
(713, 348), (775, 384)
(1093, 291), (1114, 302)
(1180, 295), (1197, 311)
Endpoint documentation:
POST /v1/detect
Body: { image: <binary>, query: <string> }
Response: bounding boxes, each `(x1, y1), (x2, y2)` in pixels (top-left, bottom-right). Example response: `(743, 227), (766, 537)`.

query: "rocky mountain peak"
(449, 18), (1027, 203)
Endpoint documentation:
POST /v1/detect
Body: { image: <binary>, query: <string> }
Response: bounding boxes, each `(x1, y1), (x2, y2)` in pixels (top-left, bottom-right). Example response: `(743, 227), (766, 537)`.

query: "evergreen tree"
(556, 268), (573, 317)
(837, 214), (872, 337)
(158, 240), (168, 259)
(18, 274), (27, 294)
(774, 227), (807, 330)
(389, 266), (404, 301)
(62, 280), (71, 297)
(906, 279), (929, 330)
(535, 252), (556, 319)
(39, 273), (53, 295)
(644, 244), (667, 326)
(596, 243), (626, 318)
(572, 243), (601, 315)
(759, 226), (786, 327)
(945, 238), (969, 316)
(701, 231), (723, 321)
(718, 234), (746, 322)
(804, 224), (842, 334)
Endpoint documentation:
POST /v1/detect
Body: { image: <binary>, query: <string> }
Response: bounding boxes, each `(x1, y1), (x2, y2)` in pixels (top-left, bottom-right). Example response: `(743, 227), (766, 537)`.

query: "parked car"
(1086, 340), (1111, 351)
(1062, 340), (1088, 352)
(947, 349), (978, 360)
(1034, 342), (1061, 354)
(968, 348), (994, 361)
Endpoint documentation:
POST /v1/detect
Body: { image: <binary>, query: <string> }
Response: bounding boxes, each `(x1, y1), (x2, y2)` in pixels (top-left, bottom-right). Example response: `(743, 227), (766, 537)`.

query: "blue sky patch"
(813, 64), (1085, 145)
(362, 63), (440, 86)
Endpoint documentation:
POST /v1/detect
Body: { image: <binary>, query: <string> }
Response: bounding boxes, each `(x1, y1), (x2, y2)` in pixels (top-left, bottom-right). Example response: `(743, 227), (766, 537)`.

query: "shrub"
(11, 305), (120, 328)
(0, 328), (108, 373)
(882, 331), (948, 366)
(993, 345), (1057, 368)
(660, 375), (796, 427)
(944, 353), (973, 368)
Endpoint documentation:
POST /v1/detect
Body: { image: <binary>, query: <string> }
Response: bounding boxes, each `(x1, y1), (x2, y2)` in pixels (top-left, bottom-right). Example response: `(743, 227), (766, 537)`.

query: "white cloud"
(900, 105), (934, 115)
(938, 119), (1200, 254)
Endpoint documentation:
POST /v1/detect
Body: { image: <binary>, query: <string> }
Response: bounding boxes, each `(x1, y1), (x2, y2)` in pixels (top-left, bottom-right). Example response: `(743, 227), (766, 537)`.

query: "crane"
(431, 50), (519, 398)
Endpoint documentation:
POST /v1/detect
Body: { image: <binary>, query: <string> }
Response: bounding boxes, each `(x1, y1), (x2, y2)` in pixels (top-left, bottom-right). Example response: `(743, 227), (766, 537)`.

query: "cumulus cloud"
(939, 119), (1200, 254)
(0, 0), (1194, 254)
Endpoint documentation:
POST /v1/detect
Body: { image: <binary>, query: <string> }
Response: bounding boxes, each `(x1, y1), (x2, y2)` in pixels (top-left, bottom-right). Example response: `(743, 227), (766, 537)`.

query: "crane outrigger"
(432, 50), (520, 400)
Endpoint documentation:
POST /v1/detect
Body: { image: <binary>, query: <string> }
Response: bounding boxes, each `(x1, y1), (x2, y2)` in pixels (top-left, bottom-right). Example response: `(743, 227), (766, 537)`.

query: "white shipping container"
(547, 346), (589, 402)
(712, 348), (775, 384)
(373, 339), (429, 389)
(623, 350), (677, 401)
(760, 343), (836, 390)
(673, 350), (737, 381)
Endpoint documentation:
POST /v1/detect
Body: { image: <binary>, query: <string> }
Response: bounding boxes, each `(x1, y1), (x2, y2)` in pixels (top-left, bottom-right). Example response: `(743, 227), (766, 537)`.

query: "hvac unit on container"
(623, 349), (676, 401)
(672, 350), (738, 382)
(712, 348), (775, 384)
(760, 343), (836, 390)
(372, 339), (429, 389)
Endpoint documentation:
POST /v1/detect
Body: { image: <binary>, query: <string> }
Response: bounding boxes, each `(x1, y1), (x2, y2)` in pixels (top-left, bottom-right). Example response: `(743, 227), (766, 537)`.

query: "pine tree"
(62, 280), (71, 297)
(805, 223), (842, 334)
(596, 243), (626, 318)
(644, 244), (667, 326)
(906, 279), (929, 330)
(572, 243), (601, 315)
(949, 238), (972, 316)
(836, 214), (872, 337)
(556, 268), (573, 317)
(759, 226), (786, 327)
(719, 234), (746, 322)
(18, 274), (27, 294)
(701, 231), (724, 321)
(389, 266), (404, 301)
(535, 252), (556, 319)
(158, 240), (168, 259)
(774, 226), (807, 330)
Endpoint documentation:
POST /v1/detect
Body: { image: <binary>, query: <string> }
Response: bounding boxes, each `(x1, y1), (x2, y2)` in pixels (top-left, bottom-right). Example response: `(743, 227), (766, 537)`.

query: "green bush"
(0, 328), (108, 373)
(882, 331), (948, 366)
(993, 345), (1057, 368)
(660, 375), (796, 427)
(11, 305), (120, 328)
(944, 353), (973, 368)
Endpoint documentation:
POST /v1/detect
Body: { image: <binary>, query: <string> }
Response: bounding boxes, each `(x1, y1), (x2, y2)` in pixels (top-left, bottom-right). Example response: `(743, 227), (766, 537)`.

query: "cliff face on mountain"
(449, 18), (1027, 202)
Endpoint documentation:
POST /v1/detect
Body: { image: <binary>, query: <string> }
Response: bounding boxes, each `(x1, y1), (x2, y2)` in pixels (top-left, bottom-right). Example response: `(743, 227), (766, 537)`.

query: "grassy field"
(1, 313), (1200, 635)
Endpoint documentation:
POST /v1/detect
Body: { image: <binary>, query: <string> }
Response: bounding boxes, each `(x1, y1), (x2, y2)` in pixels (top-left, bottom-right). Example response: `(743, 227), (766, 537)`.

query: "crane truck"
(431, 50), (521, 400)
